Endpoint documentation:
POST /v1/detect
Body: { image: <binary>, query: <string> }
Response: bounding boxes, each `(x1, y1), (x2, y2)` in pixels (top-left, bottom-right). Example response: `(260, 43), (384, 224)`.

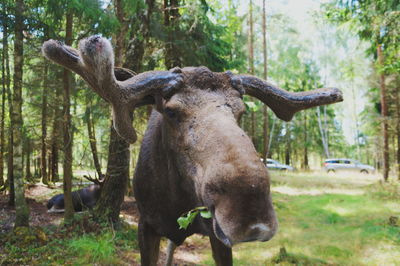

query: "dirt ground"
(0, 184), (207, 265)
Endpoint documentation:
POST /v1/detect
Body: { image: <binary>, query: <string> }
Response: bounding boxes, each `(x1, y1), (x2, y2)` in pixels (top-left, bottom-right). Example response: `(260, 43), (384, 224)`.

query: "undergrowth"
(0, 213), (139, 265)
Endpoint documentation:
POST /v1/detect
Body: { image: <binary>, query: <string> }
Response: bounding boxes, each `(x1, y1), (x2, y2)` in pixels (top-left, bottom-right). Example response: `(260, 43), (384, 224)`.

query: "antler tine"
(42, 40), (84, 76)
(232, 75), (343, 121)
(42, 36), (120, 103)
(43, 35), (184, 143)
(83, 175), (103, 186)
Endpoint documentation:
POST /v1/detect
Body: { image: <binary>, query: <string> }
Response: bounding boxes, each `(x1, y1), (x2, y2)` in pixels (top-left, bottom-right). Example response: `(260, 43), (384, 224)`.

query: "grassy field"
(198, 172), (400, 265)
(1, 172), (399, 265)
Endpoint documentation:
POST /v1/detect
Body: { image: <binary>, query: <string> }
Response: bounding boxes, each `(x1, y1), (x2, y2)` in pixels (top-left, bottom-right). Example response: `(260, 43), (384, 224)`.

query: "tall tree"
(262, 0), (269, 160)
(164, 0), (182, 69)
(25, 137), (32, 181)
(94, 0), (134, 223)
(94, 123), (130, 223)
(49, 83), (62, 182)
(63, 9), (74, 221)
(396, 83), (400, 180)
(248, 0), (256, 144)
(13, 0), (29, 227)
(124, 0), (155, 72)
(85, 104), (102, 179)
(377, 44), (389, 181)
(302, 111), (309, 170)
(114, 0), (129, 66)
(41, 56), (49, 184)
(2, 2), (15, 206)
(0, 5), (8, 187)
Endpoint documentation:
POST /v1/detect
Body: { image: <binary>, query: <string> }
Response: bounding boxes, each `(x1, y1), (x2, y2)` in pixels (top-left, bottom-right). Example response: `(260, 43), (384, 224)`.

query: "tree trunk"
(114, 0), (129, 67)
(0, 8), (8, 187)
(86, 105), (102, 178)
(377, 44), (389, 182)
(7, 70), (14, 206)
(267, 117), (276, 158)
(93, 0), (144, 223)
(41, 61), (49, 184)
(49, 70), (62, 183)
(285, 124), (291, 166)
(94, 123), (130, 224)
(317, 107), (330, 158)
(164, 0), (181, 69)
(63, 10), (74, 222)
(124, 0), (155, 72)
(49, 101), (61, 183)
(262, 0), (269, 161)
(248, 0), (254, 75)
(2, 5), (14, 205)
(25, 138), (31, 181)
(13, 0), (29, 227)
(248, 0), (256, 145)
(302, 112), (309, 170)
(396, 85), (400, 180)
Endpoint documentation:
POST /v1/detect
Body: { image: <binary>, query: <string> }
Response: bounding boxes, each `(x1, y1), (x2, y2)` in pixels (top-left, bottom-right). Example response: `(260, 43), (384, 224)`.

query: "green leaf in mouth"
(177, 206), (212, 230)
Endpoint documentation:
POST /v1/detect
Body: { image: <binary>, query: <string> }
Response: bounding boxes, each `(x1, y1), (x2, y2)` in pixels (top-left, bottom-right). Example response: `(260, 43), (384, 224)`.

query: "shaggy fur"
(42, 35), (343, 266)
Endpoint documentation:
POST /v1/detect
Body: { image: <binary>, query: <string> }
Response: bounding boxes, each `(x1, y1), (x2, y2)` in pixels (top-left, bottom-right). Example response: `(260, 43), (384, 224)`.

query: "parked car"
(265, 159), (294, 171)
(324, 158), (375, 174)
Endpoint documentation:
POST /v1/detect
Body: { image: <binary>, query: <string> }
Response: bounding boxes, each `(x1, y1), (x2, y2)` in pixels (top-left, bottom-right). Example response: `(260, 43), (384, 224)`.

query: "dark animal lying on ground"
(47, 184), (101, 213)
(42, 36), (343, 266)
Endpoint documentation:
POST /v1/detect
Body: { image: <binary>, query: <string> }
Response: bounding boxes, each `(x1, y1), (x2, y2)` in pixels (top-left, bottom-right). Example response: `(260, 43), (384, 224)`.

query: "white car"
(324, 158), (375, 174)
(265, 159), (294, 171)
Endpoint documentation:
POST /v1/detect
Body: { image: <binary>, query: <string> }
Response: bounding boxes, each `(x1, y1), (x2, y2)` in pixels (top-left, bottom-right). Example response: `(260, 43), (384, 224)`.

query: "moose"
(47, 184), (101, 213)
(47, 176), (103, 213)
(42, 36), (342, 265)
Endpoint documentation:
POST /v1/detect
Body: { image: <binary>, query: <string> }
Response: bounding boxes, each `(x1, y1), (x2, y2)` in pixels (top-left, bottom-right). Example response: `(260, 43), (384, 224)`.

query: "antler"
(42, 36), (184, 143)
(231, 74), (343, 121)
(83, 174), (104, 186)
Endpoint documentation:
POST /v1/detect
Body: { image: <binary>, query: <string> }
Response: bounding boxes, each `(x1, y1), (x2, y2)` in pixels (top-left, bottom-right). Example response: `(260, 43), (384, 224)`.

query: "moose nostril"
(250, 223), (270, 232)
(247, 223), (275, 242)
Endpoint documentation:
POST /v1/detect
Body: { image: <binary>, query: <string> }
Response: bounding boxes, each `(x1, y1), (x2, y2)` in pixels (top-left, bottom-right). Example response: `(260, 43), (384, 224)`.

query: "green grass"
(2, 172), (399, 265)
(0, 218), (140, 265)
(68, 232), (117, 265)
(201, 172), (400, 265)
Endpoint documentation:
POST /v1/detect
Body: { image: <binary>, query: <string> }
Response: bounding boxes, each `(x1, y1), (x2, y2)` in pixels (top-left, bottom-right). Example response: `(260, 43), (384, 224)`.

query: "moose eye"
(164, 107), (178, 120)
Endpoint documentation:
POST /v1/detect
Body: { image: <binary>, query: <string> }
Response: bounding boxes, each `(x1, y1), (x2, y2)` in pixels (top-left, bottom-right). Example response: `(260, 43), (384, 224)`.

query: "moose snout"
(244, 222), (278, 242)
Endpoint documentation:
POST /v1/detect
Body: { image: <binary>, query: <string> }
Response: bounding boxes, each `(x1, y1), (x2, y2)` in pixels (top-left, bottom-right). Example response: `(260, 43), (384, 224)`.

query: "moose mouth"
(213, 218), (232, 247)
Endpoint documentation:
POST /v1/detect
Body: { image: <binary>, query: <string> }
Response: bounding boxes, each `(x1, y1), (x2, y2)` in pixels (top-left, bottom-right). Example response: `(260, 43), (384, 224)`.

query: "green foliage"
(177, 206), (212, 230)
(1, 219), (140, 265)
(68, 232), (117, 265)
(243, 97), (261, 112)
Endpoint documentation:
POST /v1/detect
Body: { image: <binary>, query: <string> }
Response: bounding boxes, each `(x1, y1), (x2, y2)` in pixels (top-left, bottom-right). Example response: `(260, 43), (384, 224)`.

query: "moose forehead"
(179, 66), (237, 93)
(164, 67), (245, 118)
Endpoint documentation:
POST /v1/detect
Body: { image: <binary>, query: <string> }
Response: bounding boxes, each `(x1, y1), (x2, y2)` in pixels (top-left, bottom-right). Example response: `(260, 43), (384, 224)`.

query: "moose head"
(43, 35), (342, 264)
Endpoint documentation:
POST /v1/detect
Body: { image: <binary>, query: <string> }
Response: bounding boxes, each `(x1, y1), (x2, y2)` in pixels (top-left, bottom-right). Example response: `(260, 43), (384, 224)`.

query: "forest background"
(0, 0), (399, 242)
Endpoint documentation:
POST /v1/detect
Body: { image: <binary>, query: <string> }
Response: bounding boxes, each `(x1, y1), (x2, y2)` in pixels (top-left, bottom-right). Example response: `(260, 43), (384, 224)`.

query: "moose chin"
(43, 35), (342, 266)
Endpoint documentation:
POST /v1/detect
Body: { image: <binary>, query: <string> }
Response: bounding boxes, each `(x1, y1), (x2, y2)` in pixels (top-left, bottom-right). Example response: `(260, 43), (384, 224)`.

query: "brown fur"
(134, 67), (278, 265)
(42, 35), (343, 266)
